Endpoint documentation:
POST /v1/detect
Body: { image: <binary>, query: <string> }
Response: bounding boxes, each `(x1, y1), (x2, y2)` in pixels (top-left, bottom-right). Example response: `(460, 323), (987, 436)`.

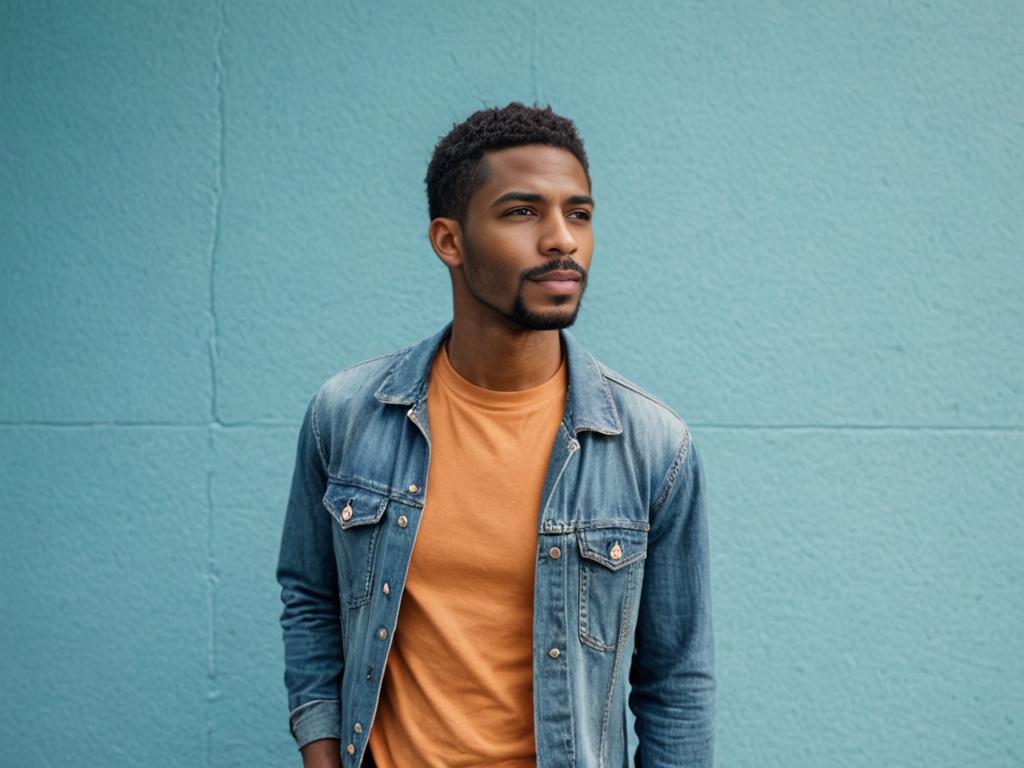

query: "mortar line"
(205, 427), (221, 694)
(207, 2), (226, 429)
(205, 1), (227, 765)
(2, 420), (1022, 433)
(0, 420), (215, 428)
(691, 423), (1024, 433)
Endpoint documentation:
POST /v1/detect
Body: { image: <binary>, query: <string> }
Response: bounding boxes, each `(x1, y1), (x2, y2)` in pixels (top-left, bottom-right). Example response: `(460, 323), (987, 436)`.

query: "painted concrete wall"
(2, 1), (1021, 765)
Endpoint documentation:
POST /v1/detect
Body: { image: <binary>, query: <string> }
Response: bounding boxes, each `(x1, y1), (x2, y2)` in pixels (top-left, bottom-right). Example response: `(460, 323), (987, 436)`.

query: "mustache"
(523, 259), (587, 282)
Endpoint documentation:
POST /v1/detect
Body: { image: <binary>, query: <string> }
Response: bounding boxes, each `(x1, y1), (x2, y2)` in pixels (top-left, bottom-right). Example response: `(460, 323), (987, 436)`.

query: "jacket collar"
(374, 321), (623, 436)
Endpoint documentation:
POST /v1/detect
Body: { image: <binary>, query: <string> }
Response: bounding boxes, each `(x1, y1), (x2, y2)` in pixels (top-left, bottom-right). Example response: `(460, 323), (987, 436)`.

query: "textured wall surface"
(2, 1), (1022, 766)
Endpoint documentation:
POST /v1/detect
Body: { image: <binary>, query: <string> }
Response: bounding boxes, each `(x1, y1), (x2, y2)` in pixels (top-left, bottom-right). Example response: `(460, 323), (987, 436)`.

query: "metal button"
(396, 514), (408, 528)
(377, 627), (388, 640)
(408, 483), (419, 493)
(548, 647), (560, 659)
(609, 543), (623, 561)
(353, 722), (363, 734)
(382, 581), (391, 595)
(548, 546), (561, 559)
(346, 743), (355, 755)
(341, 504), (353, 521)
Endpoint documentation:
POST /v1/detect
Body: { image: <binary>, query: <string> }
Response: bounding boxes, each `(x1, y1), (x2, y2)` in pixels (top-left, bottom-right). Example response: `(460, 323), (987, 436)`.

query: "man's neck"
(444, 318), (564, 392)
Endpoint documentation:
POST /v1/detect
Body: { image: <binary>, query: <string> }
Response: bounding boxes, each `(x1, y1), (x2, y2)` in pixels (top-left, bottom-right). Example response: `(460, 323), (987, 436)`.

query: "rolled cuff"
(289, 699), (342, 750)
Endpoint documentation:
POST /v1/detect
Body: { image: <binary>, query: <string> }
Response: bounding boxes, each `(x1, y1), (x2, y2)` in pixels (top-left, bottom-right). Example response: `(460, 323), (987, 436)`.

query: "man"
(276, 102), (715, 768)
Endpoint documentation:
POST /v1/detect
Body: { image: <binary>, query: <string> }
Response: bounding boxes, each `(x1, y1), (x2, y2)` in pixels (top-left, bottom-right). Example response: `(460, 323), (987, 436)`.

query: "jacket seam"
(562, 530), (578, 767)
(578, 565), (618, 653)
(598, 365), (688, 427)
(600, 563), (639, 767)
(324, 475), (423, 508)
(310, 385), (330, 477)
(323, 348), (408, 403)
(650, 426), (691, 516)
(334, 348), (406, 377)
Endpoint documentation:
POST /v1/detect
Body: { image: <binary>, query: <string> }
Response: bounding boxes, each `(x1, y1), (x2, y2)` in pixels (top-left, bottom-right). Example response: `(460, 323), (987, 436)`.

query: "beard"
(461, 232), (588, 332)
(508, 288), (582, 330)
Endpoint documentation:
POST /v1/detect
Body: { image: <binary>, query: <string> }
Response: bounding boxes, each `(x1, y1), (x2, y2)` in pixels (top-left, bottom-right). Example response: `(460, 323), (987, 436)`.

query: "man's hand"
(301, 738), (341, 768)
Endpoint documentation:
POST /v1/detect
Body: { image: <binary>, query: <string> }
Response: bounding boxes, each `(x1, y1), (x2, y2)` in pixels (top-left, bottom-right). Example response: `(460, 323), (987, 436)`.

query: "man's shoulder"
(589, 356), (699, 512)
(593, 357), (692, 452)
(597, 361), (688, 424)
(313, 344), (410, 408)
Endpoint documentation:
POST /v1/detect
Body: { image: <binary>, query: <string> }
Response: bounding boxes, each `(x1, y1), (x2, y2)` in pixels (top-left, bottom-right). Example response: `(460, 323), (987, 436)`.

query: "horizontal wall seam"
(1, 421), (1022, 433)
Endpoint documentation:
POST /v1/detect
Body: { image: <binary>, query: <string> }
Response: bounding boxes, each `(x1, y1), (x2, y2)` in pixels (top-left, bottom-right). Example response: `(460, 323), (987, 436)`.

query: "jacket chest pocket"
(577, 525), (648, 652)
(323, 482), (388, 608)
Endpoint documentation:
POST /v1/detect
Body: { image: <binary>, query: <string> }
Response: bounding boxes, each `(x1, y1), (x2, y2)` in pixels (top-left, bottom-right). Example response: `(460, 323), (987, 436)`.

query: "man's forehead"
(480, 144), (590, 191)
(484, 144), (584, 172)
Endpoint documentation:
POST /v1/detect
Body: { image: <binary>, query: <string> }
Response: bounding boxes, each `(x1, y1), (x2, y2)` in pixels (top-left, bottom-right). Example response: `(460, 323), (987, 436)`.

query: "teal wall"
(2, 1), (1021, 766)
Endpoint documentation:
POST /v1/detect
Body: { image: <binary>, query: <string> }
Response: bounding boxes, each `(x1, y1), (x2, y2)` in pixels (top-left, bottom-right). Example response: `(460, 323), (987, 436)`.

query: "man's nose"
(540, 213), (578, 255)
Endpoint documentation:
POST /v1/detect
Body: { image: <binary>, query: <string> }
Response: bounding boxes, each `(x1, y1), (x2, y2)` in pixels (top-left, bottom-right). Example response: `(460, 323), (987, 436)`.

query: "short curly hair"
(425, 101), (591, 224)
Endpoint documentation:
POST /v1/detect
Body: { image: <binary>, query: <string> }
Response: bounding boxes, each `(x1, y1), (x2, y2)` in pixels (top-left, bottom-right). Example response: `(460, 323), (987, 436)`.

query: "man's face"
(457, 144), (594, 331)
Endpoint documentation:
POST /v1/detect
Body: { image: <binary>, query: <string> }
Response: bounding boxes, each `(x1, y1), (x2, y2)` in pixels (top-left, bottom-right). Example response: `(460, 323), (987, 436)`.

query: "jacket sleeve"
(276, 389), (344, 749)
(629, 434), (716, 767)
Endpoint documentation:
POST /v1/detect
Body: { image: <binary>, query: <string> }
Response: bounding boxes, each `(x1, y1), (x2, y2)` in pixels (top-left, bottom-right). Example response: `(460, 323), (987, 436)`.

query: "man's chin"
(510, 307), (581, 331)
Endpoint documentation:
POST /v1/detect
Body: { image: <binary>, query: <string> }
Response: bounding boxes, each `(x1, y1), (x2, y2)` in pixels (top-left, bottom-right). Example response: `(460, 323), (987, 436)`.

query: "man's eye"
(506, 207), (534, 216)
(570, 210), (592, 220)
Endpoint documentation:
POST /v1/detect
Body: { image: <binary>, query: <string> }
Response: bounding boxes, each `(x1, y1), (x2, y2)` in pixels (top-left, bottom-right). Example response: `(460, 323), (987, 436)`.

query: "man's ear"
(429, 217), (464, 268)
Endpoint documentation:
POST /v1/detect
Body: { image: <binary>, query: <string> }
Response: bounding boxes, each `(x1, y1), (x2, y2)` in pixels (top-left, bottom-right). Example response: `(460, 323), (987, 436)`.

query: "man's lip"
(532, 270), (582, 282)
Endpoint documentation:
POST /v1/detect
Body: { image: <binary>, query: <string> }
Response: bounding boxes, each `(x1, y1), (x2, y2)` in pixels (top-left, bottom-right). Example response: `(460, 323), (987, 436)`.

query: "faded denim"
(276, 321), (715, 767)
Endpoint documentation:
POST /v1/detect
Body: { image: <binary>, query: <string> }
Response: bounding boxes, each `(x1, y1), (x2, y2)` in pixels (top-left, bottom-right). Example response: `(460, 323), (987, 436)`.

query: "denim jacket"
(276, 321), (715, 767)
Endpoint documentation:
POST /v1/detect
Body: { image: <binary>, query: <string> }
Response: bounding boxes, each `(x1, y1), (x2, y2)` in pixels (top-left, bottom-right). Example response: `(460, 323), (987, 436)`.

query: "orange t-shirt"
(367, 340), (568, 767)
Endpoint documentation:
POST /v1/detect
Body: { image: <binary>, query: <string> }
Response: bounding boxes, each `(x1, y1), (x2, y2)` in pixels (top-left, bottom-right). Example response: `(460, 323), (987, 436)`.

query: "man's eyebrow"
(490, 191), (595, 208)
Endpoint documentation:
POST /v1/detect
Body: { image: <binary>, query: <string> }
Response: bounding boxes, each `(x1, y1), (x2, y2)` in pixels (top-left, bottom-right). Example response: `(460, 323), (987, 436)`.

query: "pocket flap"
(577, 526), (648, 570)
(323, 483), (388, 529)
